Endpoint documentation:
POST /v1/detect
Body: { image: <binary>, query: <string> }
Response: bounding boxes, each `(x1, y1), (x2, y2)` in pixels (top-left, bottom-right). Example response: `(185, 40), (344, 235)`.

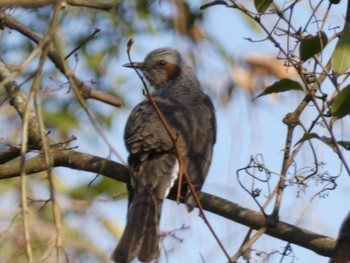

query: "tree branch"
(0, 149), (336, 258)
(0, 0), (56, 8)
(0, 0), (113, 11)
(66, 0), (113, 11)
(0, 150), (128, 182)
(0, 59), (52, 148)
(0, 11), (122, 108)
(199, 193), (335, 258)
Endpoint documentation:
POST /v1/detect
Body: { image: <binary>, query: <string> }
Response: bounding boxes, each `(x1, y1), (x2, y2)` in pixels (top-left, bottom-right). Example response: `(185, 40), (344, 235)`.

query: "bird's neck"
(156, 66), (200, 91)
(155, 76), (200, 96)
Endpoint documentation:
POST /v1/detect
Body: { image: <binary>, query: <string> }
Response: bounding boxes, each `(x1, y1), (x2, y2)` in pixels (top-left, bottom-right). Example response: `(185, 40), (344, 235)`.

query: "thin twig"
(67, 0), (113, 11)
(231, 226), (267, 262)
(65, 28), (101, 60)
(18, 42), (48, 263)
(0, 0), (55, 8)
(39, 2), (64, 261)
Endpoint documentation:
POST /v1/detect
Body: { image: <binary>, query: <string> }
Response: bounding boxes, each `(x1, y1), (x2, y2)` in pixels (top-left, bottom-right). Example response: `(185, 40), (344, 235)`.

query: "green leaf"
(331, 22), (350, 74)
(296, 133), (350, 151)
(295, 132), (319, 145)
(254, 79), (304, 100)
(254, 0), (273, 13)
(294, 132), (320, 150)
(200, 1), (228, 10)
(338, 140), (350, 150)
(331, 84), (350, 120)
(299, 31), (328, 62)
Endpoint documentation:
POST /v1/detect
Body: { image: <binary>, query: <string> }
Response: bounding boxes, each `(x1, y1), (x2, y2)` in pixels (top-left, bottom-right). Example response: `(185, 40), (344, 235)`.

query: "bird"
(112, 48), (216, 263)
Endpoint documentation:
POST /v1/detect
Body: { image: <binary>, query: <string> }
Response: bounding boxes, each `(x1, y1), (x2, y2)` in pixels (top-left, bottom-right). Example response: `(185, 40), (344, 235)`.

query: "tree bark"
(0, 150), (336, 258)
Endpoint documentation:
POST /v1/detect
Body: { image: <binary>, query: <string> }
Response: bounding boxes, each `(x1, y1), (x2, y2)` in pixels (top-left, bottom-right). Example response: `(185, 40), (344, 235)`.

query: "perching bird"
(112, 48), (216, 263)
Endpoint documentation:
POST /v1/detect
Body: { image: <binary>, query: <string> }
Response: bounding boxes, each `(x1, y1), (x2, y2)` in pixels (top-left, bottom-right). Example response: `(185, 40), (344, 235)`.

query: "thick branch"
(0, 150), (336, 258)
(199, 193), (335, 258)
(0, 60), (51, 148)
(0, 0), (55, 8)
(0, 150), (128, 182)
(0, 0), (112, 11)
(332, 212), (350, 262)
(66, 0), (113, 11)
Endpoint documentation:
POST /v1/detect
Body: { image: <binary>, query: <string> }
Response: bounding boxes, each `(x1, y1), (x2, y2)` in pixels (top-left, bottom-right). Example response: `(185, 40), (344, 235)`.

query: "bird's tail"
(112, 192), (162, 263)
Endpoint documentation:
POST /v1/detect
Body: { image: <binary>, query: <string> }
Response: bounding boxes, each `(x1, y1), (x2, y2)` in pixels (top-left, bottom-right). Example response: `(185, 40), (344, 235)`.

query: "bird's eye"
(159, 60), (166, 66)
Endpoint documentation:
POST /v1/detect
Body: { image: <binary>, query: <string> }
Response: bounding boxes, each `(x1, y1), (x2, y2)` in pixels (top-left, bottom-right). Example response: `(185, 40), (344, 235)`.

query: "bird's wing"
(124, 92), (215, 197)
(124, 97), (184, 198)
(186, 92), (216, 191)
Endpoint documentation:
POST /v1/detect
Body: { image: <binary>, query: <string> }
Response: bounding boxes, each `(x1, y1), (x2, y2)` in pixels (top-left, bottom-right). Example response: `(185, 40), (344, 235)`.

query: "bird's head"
(123, 48), (184, 89)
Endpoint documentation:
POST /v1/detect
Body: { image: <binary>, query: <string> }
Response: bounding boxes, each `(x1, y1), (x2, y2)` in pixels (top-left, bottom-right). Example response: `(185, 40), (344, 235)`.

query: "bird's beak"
(123, 62), (145, 69)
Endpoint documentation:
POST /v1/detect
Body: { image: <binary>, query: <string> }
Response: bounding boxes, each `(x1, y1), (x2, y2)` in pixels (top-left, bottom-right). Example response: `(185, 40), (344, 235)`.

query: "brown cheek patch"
(164, 64), (181, 80)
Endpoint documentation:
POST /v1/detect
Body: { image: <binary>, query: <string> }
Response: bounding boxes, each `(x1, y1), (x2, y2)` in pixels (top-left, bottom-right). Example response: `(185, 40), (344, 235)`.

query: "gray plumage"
(112, 48), (216, 263)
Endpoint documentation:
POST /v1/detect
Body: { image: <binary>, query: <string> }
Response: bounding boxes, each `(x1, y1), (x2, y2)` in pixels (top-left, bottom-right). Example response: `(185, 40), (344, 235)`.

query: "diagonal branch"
(0, 11), (122, 108)
(0, 0), (113, 11)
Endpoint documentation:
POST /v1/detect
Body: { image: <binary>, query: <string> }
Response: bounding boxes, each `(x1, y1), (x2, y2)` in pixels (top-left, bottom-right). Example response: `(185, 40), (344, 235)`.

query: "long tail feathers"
(112, 193), (162, 263)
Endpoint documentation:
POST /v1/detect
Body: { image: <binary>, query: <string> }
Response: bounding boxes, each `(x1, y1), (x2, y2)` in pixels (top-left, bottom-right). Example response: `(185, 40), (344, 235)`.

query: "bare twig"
(0, 0), (113, 10)
(39, 3), (64, 261)
(231, 226), (267, 262)
(66, 0), (113, 11)
(65, 28), (101, 60)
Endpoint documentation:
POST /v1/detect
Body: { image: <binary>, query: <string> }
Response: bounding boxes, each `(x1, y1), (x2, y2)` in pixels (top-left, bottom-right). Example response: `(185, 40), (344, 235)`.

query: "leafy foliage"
(331, 22), (350, 74)
(254, 0), (273, 13)
(254, 78), (304, 100)
(331, 84), (350, 121)
(299, 31), (328, 62)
